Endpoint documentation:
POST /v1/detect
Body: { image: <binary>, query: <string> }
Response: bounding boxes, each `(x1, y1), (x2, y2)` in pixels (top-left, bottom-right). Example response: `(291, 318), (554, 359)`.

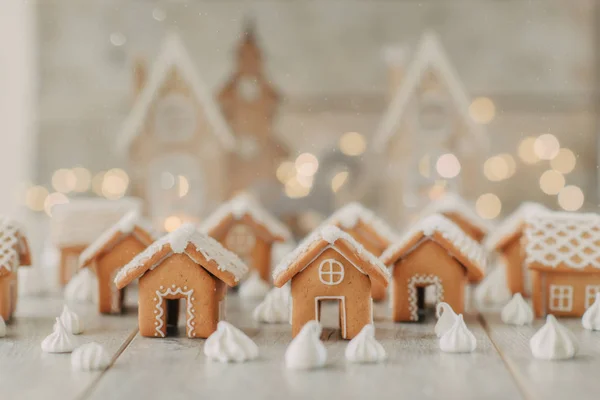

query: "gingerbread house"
(273, 225), (390, 339)
(419, 193), (490, 242)
(114, 223), (248, 338)
(524, 212), (600, 318)
(0, 217), (31, 320)
(381, 214), (486, 322)
(373, 33), (487, 225)
(118, 32), (237, 224)
(51, 197), (142, 285)
(217, 23), (289, 197)
(199, 194), (291, 284)
(79, 211), (156, 314)
(322, 202), (399, 301)
(484, 202), (548, 296)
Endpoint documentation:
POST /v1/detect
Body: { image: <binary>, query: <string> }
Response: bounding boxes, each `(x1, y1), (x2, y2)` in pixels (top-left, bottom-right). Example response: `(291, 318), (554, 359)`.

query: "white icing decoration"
(345, 324), (386, 363)
(71, 342), (110, 371)
(530, 315), (578, 360)
(238, 272), (271, 300)
(41, 318), (76, 353)
(409, 275), (444, 322)
(58, 305), (83, 335)
(252, 285), (291, 324)
(501, 293), (534, 326)
(439, 314), (477, 353)
(65, 268), (98, 304)
(285, 321), (327, 370)
(582, 293), (600, 331)
(474, 263), (511, 308)
(203, 321), (259, 363)
(435, 302), (457, 338)
(0, 316), (6, 338)
(154, 287), (195, 338)
(483, 202), (548, 251)
(0, 216), (27, 272)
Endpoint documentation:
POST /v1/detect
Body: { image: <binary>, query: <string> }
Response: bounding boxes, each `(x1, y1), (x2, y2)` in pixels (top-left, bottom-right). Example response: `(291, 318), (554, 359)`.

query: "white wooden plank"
(482, 311), (600, 400)
(0, 295), (138, 399)
(86, 295), (521, 400)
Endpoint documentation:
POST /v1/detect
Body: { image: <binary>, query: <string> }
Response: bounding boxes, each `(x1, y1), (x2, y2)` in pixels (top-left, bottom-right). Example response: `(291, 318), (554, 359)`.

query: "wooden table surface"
(2, 291), (599, 400)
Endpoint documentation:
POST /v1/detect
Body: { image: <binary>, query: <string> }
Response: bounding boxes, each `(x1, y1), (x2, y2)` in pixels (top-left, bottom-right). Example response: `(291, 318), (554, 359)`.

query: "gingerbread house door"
(147, 153), (205, 222)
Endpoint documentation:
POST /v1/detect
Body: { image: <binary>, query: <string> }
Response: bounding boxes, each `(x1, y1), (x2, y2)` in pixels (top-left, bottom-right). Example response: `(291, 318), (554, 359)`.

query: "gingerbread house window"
(154, 93), (197, 142)
(585, 285), (600, 308)
(318, 259), (344, 286)
(225, 224), (256, 255)
(549, 285), (573, 312)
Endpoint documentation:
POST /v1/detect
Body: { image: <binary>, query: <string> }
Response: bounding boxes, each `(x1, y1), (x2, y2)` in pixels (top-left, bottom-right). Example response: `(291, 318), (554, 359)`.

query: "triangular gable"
(419, 192), (492, 236)
(374, 32), (486, 151)
(381, 214), (486, 282)
(484, 202), (549, 252)
(117, 32), (236, 156)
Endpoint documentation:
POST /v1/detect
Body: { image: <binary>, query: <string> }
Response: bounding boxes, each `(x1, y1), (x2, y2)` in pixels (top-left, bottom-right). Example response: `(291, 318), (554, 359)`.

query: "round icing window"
(318, 259), (345, 286)
(154, 93), (197, 142)
(236, 77), (261, 101)
(225, 224), (256, 255)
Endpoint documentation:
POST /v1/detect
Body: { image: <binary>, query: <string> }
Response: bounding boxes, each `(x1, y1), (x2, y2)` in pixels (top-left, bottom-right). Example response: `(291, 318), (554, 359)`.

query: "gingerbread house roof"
(373, 32), (487, 152)
(114, 223), (248, 289)
(484, 202), (549, 252)
(380, 214), (486, 282)
(199, 193), (291, 242)
(117, 32), (236, 156)
(0, 247), (17, 278)
(322, 202), (399, 247)
(419, 192), (492, 237)
(0, 216), (31, 267)
(79, 211), (156, 268)
(272, 225), (390, 287)
(51, 197), (142, 248)
(524, 212), (600, 273)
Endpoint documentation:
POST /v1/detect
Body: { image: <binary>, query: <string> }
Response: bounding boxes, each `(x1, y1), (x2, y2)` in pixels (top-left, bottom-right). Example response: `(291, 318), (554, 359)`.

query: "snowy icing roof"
(114, 223), (248, 289)
(484, 202), (549, 252)
(272, 225), (390, 287)
(0, 216), (31, 267)
(418, 193), (492, 235)
(524, 212), (600, 272)
(117, 32), (236, 156)
(381, 214), (486, 282)
(51, 197), (142, 247)
(373, 32), (487, 152)
(199, 193), (291, 242)
(79, 211), (156, 268)
(322, 202), (399, 246)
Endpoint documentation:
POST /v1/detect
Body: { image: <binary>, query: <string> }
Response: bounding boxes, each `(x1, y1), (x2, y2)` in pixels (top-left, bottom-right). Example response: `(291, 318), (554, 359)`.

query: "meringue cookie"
(435, 302), (457, 338)
(71, 342), (111, 371)
(582, 293), (600, 331)
(285, 320), (327, 370)
(58, 305), (83, 335)
(439, 314), (477, 353)
(41, 318), (76, 353)
(253, 286), (291, 323)
(530, 315), (578, 360)
(238, 272), (271, 300)
(501, 293), (534, 326)
(65, 269), (98, 304)
(204, 321), (259, 363)
(0, 316), (6, 338)
(345, 324), (386, 363)
(474, 265), (511, 308)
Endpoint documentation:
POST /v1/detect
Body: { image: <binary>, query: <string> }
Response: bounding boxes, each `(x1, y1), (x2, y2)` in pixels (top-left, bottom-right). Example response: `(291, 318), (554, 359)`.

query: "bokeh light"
(331, 171), (349, 193)
(435, 153), (461, 179)
(44, 192), (69, 217)
(539, 170), (565, 195)
(164, 215), (183, 232)
(52, 169), (77, 193)
(276, 161), (295, 183)
(102, 168), (129, 200)
(25, 186), (48, 212)
(558, 185), (584, 211)
(476, 193), (502, 219)
(550, 148), (576, 174)
(295, 153), (319, 176)
(339, 132), (367, 156)
(517, 136), (540, 164)
(534, 134), (560, 160)
(72, 167), (92, 192)
(469, 97), (496, 124)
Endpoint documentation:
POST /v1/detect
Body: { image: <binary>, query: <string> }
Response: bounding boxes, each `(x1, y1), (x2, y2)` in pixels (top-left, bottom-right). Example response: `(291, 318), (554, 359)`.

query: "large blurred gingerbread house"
(374, 32), (487, 224)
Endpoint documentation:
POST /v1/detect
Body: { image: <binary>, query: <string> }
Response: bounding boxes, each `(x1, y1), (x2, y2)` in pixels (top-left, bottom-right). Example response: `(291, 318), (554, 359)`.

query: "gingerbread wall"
(531, 270), (600, 318)
(0, 276), (11, 320)
(501, 237), (527, 296)
(59, 245), (87, 285)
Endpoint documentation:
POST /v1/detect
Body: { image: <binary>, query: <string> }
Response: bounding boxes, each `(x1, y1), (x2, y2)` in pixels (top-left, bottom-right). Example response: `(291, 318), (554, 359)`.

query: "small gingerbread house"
(322, 202), (399, 301)
(0, 218), (31, 320)
(419, 193), (490, 242)
(114, 223), (248, 338)
(524, 212), (600, 318)
(51, 198), (142, 285)
(381, 214), (486, 322)
(79, 211), (156, 314)
(484, 202), (548, 296)
(199, 194), (291, 284)
(273, 225), (390, 339)
(119, 33), (237, 223)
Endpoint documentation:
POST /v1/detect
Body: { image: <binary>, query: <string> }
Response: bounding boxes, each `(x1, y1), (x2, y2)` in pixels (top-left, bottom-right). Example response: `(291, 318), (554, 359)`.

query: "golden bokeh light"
(284, 177), (311, 198)
(276, 161), (295, 183)
(428, 181), (447, 200)
(178, 175), (189, 198)
(534, 133), (560, 160)
(539, 170), (565, 195)
(331, 171), (349, 193)
(550, 148), (577, 174)
(164, 215), (183, 232)
(44, 192), (69, 217)
(517, 136), (540, 164)
(484, 153), (516, 181)
(295, 153), (319, 177)
(52, 169), (77, 193)
(476, 193), (502, 219)
(72, 167), (92, 193)
(558, 185), (584, 211)
(339, 132), (367, 156)
(435, 153), (461, 179)
(92, 171), (105, 196)
(469, 97), (496, 124)
(25, 185), (49, 212)
(102, 168), (129, 200)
